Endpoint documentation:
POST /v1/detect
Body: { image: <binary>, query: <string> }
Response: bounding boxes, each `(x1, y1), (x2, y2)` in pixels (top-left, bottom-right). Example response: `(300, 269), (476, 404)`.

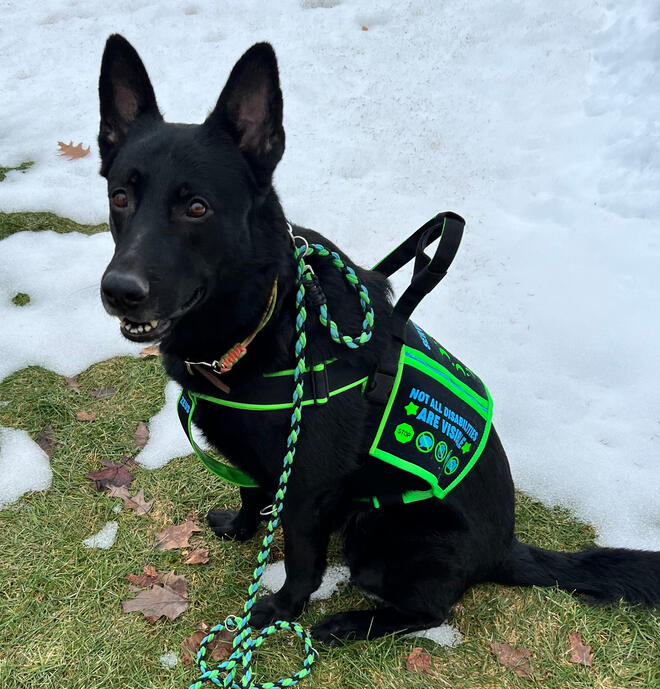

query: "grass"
(0, 161), (34, 183)
(0, 207), (658, 689)
(0, 211), (107, 241)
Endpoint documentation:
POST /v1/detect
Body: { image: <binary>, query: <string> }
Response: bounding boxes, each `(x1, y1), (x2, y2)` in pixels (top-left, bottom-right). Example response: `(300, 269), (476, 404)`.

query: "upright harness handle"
(374, 211), (465, 330)
(366, 211), (465, 403)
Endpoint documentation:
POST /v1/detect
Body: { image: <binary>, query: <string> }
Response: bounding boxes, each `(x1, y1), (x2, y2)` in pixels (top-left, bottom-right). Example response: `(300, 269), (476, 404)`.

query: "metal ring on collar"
(259, 503), (277, 516)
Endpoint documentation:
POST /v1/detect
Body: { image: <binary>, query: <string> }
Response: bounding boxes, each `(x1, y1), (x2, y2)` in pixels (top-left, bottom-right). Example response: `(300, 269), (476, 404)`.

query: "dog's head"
(98, 35), (285, 343)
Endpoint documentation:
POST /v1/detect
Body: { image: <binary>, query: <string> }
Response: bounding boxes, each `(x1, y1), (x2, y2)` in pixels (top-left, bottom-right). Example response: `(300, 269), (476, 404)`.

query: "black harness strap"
(366, 212), (465, 403)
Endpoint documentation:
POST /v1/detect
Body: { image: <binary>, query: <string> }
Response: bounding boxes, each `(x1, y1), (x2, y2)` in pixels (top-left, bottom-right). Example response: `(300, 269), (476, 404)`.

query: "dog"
(98, 34), (660, 643)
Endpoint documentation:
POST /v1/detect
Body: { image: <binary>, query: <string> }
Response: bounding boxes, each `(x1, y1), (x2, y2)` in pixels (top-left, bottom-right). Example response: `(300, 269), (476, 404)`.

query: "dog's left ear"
(206, 43), (285, 186)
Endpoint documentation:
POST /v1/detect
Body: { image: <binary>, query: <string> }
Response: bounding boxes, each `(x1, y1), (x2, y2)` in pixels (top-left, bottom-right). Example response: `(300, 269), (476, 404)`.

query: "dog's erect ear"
(98, 34), (161, 173)
(206, 43), (285, 185)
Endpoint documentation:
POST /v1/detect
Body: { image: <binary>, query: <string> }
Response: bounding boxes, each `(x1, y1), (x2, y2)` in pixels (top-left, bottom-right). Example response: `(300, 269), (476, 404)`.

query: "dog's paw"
(207, 509), (258, 541)
(311, 612), (371, 645)
(249, 594), (304, 629)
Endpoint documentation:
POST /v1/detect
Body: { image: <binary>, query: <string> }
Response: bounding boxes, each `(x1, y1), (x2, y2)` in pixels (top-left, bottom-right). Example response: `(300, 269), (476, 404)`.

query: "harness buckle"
(364, 369), (394, 404)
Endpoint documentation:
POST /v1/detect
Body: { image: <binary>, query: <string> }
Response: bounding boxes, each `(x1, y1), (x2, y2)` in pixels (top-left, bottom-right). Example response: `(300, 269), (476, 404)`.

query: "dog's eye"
(187, 200), (207, 218)
(112, 191), (128, 209)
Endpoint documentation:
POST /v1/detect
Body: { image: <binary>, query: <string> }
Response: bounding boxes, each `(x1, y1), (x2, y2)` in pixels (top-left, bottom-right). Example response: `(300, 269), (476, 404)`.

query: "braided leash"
(187, 237), (374, 689)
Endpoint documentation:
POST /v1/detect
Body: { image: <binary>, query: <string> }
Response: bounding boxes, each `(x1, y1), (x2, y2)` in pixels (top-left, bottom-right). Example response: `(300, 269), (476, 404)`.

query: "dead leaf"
(90, 386), (116, 399)
(181, 623), (233, 665)
(128, 487), (154, 515)
(160, 571), (188, 598)
(64, 375), (81, 394)
(210, 629), (234, 661)
(108, 485), (154, 515)
(76, 411), (97, 422)
(126, 565), (160, 588)
(121, 583), (188, 622)
(568, 632), (593, 667)
(181, 630), (208, 665)
(361, 25), (368, 31)
(490, 642), (533, 680)
(134, 421), (149, 449)
(405, 647), (434, 675)
(85, 461), (135, 491)
(184, 548), (210, 565)
(57, 141), (90, 160)
(140, 344), (161, 358)
(155, 520), (201, 550)
(36, 425), (59, 457)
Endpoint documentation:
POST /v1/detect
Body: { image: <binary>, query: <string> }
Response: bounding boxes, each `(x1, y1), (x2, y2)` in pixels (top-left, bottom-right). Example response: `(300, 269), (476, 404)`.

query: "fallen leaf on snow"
(85, 460), (135, 491)
(134, 421), (149, 449)
(108, 485), (154, 515)
(121, 583), (188, 622)
(184, 548), (210, 565)
(155, 520), (201, 550)
(405, 647), (434, 675)
(490, 642), (533, 680)
(57, 140), (90, 160)
(90, 386), (116, 399)
(76, 411), (97, 422)
(568, 632), (593, 667)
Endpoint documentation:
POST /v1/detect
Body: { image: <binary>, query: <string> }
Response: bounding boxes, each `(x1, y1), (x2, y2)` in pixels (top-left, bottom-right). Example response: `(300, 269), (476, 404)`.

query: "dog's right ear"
(98, 34), (161, 175)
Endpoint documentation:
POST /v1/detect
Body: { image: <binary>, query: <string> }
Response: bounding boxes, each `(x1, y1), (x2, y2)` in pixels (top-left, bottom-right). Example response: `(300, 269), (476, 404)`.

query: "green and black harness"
(177, 211), (493, 507)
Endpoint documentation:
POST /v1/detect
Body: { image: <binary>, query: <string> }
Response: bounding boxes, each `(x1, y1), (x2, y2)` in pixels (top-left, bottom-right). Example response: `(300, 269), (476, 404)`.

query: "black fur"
(98, 35), (660, 643)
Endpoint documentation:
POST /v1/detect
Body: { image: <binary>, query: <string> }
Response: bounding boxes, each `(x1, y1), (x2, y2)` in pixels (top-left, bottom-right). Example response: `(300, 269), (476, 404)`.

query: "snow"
(133, 381), (210, 469)
(159, 651), (179, 670)
(0, 1), (658, 550)
(407, 625), (463, 648)
(0, 427), (52, 508)
(82, 520), (119, 549)
(0, 230), (141, 382)
(261, 562), (351, 602)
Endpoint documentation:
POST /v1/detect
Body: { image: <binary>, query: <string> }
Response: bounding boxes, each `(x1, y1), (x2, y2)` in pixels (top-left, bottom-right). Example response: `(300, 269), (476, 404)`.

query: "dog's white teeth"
(144, 324), (152, 332)
(150, 320), (158, 328)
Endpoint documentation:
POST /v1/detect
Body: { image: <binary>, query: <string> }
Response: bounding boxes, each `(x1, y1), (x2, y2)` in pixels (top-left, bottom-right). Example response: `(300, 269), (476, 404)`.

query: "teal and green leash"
(188, 234), (375, 689)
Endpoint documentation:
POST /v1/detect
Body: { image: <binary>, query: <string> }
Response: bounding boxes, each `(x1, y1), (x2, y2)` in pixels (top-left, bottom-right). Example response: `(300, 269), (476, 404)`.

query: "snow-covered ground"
(0, 1), (658, 550)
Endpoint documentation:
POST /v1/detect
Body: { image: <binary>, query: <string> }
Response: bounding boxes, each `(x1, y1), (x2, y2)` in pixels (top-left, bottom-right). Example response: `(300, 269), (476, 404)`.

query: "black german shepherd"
(98, 35), (660, 643)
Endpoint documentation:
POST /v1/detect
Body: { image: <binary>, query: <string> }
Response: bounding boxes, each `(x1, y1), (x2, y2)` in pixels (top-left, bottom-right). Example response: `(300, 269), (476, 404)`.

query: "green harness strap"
(177, 390), (259, 488)
(176, 361), (369, 488)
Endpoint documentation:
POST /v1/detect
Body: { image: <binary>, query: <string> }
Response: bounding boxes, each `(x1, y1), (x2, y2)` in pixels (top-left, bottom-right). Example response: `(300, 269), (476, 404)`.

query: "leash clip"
(287, 221), (311, 258)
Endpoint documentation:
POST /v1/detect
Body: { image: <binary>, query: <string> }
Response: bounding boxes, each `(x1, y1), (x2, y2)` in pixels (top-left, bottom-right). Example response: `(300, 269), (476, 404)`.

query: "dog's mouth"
(120, 317), (172, 342)
(118, 286), (205, 343)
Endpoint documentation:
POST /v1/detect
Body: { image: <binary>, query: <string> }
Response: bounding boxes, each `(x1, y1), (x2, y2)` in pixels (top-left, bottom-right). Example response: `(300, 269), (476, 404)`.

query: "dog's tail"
(492, 538), (660, 607)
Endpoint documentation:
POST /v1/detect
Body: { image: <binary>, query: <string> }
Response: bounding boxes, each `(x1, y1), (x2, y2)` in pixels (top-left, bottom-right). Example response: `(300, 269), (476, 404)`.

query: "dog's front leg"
(208, 486), (273, 541)
(250, 496), (332, 627)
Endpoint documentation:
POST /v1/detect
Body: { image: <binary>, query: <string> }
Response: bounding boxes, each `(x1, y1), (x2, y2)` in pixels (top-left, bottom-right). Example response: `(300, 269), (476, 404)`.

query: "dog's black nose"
(101, 270), (150, 311)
